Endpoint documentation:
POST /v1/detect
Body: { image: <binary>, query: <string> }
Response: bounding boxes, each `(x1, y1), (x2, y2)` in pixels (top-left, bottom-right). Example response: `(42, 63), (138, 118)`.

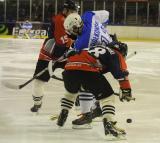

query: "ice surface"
(0, 38), (160, 143)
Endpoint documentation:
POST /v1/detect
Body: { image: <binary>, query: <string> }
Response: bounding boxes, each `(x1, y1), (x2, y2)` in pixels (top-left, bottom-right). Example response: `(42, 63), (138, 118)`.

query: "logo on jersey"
(90, 21), (100, 46)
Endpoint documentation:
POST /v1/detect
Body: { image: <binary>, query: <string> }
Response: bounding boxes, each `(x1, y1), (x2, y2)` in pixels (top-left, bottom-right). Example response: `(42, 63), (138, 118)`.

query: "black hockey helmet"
(63, 0), (79, 10)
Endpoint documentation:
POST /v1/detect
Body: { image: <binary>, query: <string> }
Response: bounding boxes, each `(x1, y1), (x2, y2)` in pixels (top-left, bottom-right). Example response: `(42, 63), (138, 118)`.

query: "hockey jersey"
(74, 11), (112, 52)
(65, 45), (129, 80)
(39, 13), (73, 61)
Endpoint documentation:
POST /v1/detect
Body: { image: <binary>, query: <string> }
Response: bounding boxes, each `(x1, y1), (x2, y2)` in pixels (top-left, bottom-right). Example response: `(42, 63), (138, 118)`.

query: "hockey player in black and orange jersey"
(30, 0), (78, 112)
(56, 47), (132, 138)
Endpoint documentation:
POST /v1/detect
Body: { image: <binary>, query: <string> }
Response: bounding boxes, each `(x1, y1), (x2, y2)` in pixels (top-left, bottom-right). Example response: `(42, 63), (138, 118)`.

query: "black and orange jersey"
(65, 45), (131, 89)
(65, 50), (101, 72)
(65, 45), (129, 79)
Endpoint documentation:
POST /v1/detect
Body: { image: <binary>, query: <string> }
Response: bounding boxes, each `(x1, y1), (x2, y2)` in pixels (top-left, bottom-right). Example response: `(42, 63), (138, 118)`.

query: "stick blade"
(2, 81), (20, 90)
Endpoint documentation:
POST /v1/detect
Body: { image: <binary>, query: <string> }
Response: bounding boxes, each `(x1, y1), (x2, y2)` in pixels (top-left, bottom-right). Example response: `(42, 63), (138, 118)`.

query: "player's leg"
(57, 70), (81, 127)
(100, 95), (126, 139)
(72, 91), (102, 129)
(83, 72), (126, 137)
(79, 93), (102, 117)
(30, 60), (50, 112)
(71, 72), (102, 129)
(72, 90), (94, 129)
(91, 99), (102, 119)
(31, 38), (56, 113)
(74, 95), (80, 110)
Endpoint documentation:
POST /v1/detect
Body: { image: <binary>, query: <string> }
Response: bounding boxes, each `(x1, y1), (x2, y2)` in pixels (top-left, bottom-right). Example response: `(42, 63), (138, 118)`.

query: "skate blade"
(72, 123), (92, 129)
(105, 134), (127, 141)
(31, 110), (40, 116)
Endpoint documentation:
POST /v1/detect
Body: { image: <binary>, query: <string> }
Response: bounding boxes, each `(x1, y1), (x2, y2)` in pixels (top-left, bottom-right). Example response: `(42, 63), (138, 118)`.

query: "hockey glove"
(119, 79), (132, 102)
(119, 88), (132, 102)
(108, 34), (128, 58)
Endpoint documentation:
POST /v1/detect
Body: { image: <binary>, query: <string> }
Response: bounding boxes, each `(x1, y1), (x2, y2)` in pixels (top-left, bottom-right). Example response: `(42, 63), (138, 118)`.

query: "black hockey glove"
(109, 34), (128, 58)
(110, 34), (118, 42)
(119, 88), (132, 102)
(118, 79), (133, 102)
(117, 42), (128, 57)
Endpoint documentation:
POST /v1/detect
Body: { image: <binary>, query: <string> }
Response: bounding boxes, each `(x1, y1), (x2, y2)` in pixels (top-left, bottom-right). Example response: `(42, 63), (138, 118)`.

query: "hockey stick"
(126, 51), (137, 60)
(51, 75), (63, 81)
(51, 51), (137, 82)
(3, 67), (48, 90)
(3, 56), (65, 90)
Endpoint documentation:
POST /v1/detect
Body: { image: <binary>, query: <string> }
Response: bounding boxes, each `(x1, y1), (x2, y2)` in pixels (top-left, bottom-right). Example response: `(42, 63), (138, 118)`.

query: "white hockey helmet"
(64, 13), (83, 35)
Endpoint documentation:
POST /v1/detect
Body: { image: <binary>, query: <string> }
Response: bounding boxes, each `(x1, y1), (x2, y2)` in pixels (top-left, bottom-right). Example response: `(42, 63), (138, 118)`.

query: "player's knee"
(100, 94), (115, 107)
(100, 95), (115, 121)
(78, 90), (94, 101)
(64, 91), (77, 102)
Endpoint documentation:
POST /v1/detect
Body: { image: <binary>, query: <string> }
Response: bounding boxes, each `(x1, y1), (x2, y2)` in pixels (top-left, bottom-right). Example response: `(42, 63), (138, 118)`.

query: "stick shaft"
(19, 67), (48, 89)
(15, 55), (65, 90)
(126, 51), (137, 60)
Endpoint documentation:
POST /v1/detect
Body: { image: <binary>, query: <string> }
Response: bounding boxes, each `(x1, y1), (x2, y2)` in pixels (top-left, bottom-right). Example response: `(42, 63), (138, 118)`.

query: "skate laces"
(111, 121), (126, 134)
(77, 113), (86, 120)
(76, 113), (91, 121)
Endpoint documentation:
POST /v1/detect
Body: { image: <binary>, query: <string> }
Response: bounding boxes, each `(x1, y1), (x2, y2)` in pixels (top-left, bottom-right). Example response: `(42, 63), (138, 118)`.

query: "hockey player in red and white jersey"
(30, 0), (78, 112)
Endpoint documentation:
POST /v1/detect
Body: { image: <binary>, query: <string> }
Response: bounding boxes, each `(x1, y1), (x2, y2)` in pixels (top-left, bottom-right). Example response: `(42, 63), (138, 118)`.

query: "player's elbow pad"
(112, 70), (129, 80)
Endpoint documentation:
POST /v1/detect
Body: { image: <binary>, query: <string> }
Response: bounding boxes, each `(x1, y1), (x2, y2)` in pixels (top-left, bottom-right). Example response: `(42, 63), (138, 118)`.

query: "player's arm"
(92, 10), (110, 26)
(107, 51), (132, 102)
(88, 45), (132, 102)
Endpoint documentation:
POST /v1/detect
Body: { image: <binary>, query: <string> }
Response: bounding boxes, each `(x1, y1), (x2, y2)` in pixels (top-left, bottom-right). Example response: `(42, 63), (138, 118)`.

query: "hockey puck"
(126, 118), (132, 123)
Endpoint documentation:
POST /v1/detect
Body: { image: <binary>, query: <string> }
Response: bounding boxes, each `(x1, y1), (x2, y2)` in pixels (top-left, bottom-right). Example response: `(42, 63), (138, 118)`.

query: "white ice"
(0, 38), (160, 143)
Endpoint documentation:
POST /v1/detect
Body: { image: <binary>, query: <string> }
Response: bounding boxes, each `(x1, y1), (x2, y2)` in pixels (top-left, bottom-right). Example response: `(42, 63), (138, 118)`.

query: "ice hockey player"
(56, 43), (132, 138)
(63, 11), (128, 128)
(30, 0), (78, 113)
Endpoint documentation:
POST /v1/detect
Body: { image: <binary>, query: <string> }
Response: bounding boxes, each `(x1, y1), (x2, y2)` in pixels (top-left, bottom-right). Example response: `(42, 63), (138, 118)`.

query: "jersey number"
(101, 35), (109, 46)
(60, 35), (68, 44)
(88, 47), (106, 58)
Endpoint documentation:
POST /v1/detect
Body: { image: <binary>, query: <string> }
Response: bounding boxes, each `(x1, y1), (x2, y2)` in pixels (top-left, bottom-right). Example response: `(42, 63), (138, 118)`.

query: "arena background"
(0, 0), (160, 40)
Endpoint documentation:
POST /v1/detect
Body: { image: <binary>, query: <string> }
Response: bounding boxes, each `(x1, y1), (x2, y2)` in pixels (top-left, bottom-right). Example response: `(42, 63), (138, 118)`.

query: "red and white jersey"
(52, 13), (73, 47)
(38, 13), (73, 61)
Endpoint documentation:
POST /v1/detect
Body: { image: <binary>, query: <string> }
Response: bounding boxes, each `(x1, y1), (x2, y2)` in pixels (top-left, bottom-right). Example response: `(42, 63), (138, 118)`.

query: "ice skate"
(72, 112), (92, 129)
(30, 103), (42, 113)
(57, 109), (69, 127)
(103, 118), (126, 141)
